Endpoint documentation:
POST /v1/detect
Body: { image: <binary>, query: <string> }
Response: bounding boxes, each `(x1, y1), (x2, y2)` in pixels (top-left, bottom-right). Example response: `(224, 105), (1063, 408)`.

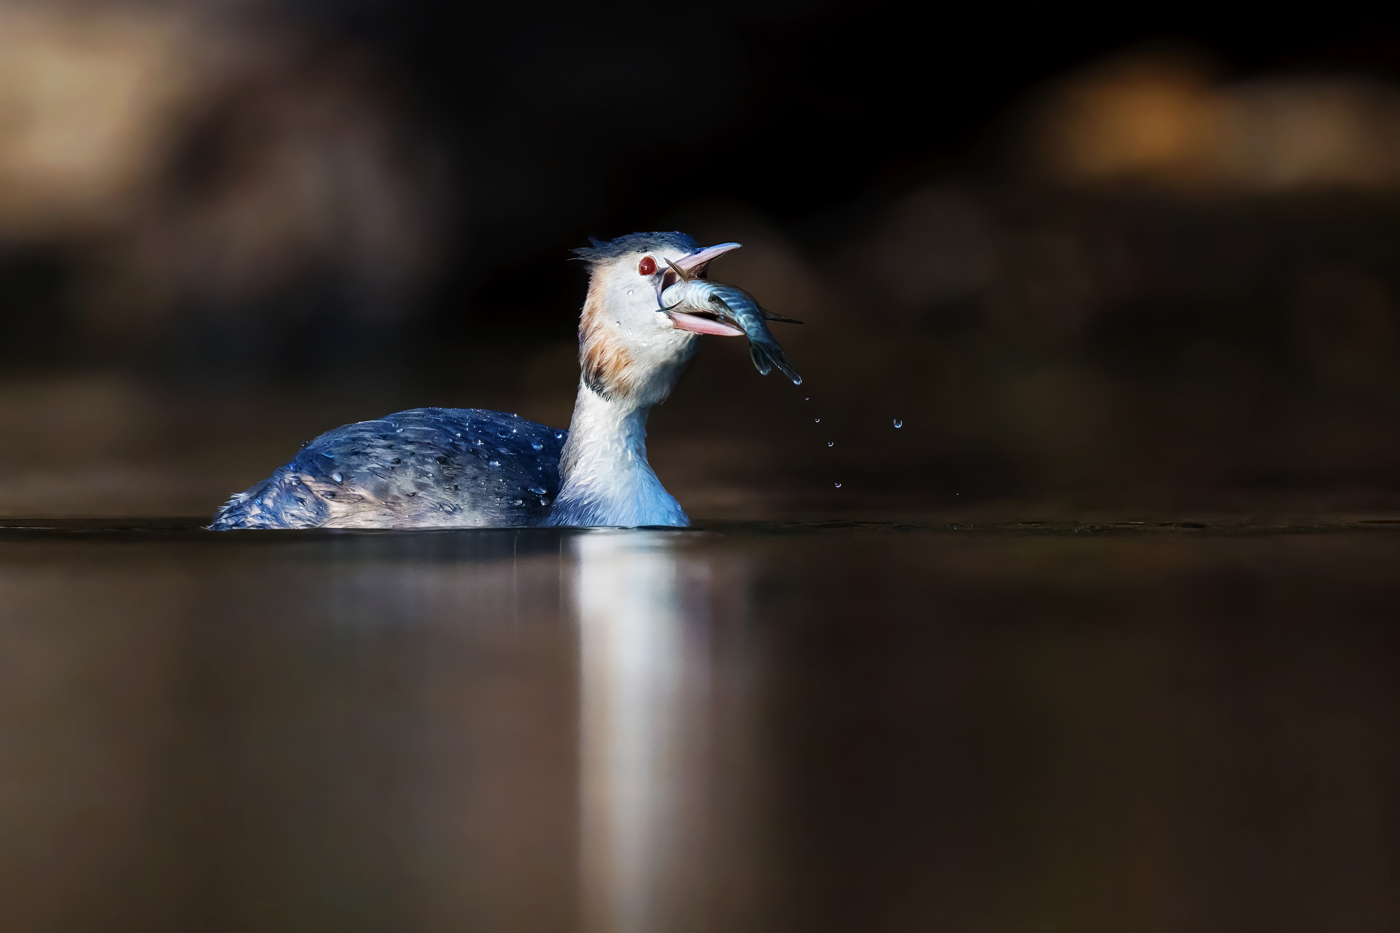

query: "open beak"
(659, 241), (746, 336)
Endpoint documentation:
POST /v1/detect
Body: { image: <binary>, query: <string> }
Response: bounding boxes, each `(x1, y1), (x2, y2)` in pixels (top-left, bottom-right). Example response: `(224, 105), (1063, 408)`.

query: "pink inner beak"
(668, 311), (745, 336)
(661, 241), (745, 337)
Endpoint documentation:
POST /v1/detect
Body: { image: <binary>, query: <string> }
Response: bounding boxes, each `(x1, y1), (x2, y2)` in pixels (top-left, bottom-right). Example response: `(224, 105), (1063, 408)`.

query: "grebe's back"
(210, 408), (566, 530)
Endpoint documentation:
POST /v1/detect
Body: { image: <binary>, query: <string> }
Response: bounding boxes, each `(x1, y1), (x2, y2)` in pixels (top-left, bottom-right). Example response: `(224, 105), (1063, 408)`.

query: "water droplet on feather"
(331, 472), (342, 483)
(531, 440), (544, 451)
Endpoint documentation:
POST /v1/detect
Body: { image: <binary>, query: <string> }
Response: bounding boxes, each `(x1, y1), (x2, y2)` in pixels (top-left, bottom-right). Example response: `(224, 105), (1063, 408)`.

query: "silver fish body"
(659, 279), (803, 384)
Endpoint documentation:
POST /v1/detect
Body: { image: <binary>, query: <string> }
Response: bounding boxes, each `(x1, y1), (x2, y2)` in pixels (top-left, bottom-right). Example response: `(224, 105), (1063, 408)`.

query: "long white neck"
(543, 382), (688, 527)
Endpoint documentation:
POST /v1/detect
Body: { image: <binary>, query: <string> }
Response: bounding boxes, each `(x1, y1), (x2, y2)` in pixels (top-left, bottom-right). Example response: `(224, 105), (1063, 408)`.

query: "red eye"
(638, 256), (656, 276)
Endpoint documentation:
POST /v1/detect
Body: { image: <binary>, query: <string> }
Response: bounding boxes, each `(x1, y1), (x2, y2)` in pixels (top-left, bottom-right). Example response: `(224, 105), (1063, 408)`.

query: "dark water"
(1, 519), (1398, 932)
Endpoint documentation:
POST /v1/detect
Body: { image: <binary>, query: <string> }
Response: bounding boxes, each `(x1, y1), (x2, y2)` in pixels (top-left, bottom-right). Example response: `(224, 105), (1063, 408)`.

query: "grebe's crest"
(571, 231), (698, 264)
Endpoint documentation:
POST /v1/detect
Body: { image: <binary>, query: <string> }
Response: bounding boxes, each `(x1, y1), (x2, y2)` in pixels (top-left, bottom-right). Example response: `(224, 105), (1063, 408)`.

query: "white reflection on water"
(572, 530), (711, 933)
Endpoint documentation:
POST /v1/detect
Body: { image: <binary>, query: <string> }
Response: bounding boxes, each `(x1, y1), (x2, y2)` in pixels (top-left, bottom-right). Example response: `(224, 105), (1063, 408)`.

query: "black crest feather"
(572, 231), (699, 263)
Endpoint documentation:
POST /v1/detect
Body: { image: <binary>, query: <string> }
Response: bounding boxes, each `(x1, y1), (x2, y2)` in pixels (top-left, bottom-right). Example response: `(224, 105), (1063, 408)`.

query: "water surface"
(1, 520), (1397, 931)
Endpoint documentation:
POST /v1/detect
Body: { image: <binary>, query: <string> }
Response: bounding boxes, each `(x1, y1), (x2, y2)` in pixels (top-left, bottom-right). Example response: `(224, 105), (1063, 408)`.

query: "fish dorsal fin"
(761, 309), (804, 324)
(664, 258), (692, 282)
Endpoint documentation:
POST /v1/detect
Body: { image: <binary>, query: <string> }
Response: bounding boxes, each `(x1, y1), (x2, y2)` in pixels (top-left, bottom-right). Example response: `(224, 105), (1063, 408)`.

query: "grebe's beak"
(658, 241), (741, 292)
(657, 246), (748, 336)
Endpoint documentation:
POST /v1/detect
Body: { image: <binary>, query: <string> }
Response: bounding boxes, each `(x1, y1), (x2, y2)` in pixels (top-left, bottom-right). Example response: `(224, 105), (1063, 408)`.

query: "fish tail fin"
(748, 343), (774, 377)
(749, 339), (803, 386)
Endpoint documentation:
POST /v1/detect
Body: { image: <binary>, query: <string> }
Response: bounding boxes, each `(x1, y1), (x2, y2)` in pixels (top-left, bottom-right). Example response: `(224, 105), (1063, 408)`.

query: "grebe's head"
(572, 232), (741, 406)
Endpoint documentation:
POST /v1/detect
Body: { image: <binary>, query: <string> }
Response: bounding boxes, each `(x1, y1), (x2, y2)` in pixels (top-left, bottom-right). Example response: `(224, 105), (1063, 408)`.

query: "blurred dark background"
(2, 0), (1400, 518)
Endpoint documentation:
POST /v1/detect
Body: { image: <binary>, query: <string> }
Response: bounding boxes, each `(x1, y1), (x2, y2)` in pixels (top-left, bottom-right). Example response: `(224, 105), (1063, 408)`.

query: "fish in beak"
(658, 257), (804, 384)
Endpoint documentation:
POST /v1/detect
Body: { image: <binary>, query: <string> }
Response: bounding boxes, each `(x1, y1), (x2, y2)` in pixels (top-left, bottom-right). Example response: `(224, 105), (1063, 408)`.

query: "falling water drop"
(827, 441), (834, 447)
(834, 482), (842, 488)
(893, 419), (903, 429)
(814, 418), (821, 423)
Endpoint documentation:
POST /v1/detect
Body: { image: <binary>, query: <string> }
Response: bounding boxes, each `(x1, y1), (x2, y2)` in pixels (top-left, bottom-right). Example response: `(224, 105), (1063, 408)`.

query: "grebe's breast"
(211, 408), (567, 529)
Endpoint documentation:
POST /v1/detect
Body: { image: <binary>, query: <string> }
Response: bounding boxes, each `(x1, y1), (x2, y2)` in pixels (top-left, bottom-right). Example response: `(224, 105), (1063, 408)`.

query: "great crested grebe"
(210, 232), (754, 529)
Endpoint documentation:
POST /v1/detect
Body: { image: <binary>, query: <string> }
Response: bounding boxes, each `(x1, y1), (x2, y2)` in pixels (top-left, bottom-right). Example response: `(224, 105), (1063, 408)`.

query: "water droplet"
(331, 472), (342, 483)
(804, 397), (809, 401)
(814, 418), (820, 423)
(395, 427), (403, 433)
(531, 440), (545, 451)
(489, 460), (501, 467)
(455, 432), (462, 437)
(834, 482), (842, 488)
(893, 418), (904, 429)
(511, 498), (524, 506)
(473, 438), (483, 446)
(627, 289), (635, 296)
(827, 441), (834, 447)
(540, 497), (548, 506)
(555, 432), (565, 439)
(529, 485), (546, 495)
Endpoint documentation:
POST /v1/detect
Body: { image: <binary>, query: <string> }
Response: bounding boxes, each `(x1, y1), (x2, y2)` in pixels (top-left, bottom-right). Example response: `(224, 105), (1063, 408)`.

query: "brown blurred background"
(2, 0), (1400, 520)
